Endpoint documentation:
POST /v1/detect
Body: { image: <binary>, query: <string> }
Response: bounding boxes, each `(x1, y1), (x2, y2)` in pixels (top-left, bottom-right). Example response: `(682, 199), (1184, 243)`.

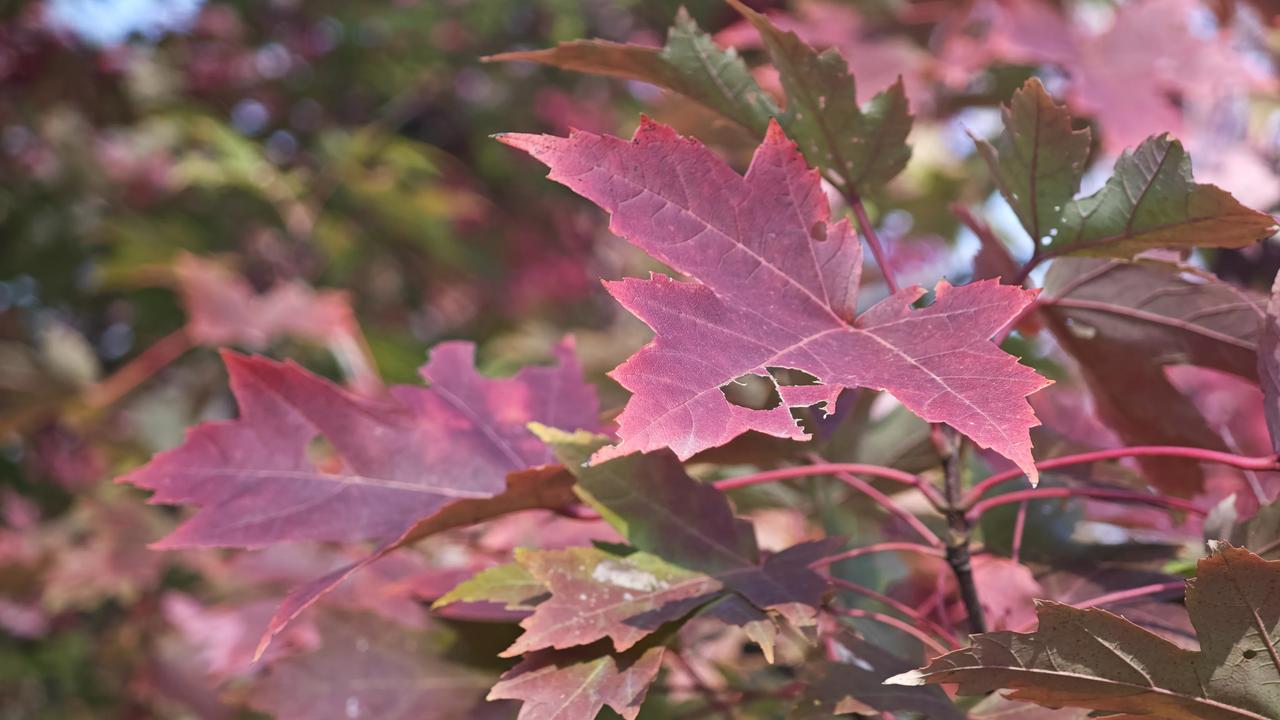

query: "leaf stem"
(847, 192), (899, 294)
(1010, 253), (1043, 287)
(962, 446), (1279, 508)
(966, 486), (1207, 523)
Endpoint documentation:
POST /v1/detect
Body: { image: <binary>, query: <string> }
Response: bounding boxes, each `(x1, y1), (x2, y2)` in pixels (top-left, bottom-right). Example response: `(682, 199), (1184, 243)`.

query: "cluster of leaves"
(7, 0), (1280, 718)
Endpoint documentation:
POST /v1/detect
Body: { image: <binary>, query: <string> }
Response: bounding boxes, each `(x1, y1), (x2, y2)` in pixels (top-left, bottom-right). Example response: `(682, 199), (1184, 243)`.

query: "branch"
(805, 452), (942, 547)
(715, 462), (946, 510)
(962, 445), (1279, 508)
(935, 426), (985, 634)
(1014, 581), (1185, 633)
(809, 541), (946, 569)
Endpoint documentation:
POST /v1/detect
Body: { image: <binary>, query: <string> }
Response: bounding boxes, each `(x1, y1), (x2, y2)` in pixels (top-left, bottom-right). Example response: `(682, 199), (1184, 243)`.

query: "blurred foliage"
(3, 0), (1280, 717)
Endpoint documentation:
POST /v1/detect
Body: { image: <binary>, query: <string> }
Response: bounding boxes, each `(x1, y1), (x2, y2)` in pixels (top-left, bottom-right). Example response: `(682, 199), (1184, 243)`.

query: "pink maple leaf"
(500, 118), (1048, 482)
(174, 252), (356, 349)
(120, 339), (598, 548)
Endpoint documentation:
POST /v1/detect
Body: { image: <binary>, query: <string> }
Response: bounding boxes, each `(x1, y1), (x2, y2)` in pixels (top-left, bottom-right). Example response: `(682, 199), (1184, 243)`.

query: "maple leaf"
(442, 428), (836, 660)
(257, 464), (578, 658)
(888, 543), (1280, 720)
(493, 6), (912, 195)
(979, 79), (1274, 260)
(174, 253), (356, 349)
(1043, 258), (1264, 494)
(487, 639), (666, 720)
(713, 0), (933, 109)
(246, 611), (495, 720)
(541, 426), (835, 620)
(499, 545), (724, 657)
(532, 426), (759, 574)
(121, 338), (596, 548)
(486, 9), (777, 136)
(500, 119), (1048, 483)
(972, 554), (1043, 631)
(974, 78), (1091, 248)
(727, 0), (912, 193)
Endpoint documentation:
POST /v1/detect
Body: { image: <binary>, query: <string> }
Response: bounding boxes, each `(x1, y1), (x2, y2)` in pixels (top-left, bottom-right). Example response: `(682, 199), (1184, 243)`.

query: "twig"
(806, 452), (943, 547)
(827, 577), (962, 649)
(715, 462), (946, 510)
(966, 486), (1207, 522)
(1010, 499), (1029, 564)
(961, 445), (1279, 508)
(809, 541), (946, 568)
(1014, 581), (1185, 633)
(85, 328), (194, 410)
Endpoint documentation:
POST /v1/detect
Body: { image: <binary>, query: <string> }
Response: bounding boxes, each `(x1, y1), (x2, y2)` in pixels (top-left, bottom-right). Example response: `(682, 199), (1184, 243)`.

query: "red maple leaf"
(120, 339), (599, 548)
(500, 119), (1048, 482)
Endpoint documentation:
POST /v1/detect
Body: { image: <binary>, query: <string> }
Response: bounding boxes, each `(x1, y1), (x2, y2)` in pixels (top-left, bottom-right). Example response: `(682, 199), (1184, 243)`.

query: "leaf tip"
(882, 669), (926, 686)
(252, 632), (273, 663)
(763, 117), (789, 145)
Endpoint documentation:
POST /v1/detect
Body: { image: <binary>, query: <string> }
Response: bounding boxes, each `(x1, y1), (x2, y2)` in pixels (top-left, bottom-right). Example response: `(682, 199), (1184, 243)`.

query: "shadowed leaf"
(532, 426), (758, 572)
(728, 0), (912, 192)
(976, 78), (1091, 245)
(486, 9), (776, 135)
(246, 611), (495, 720)
(1259, 271), (1280, 453)
(1052, 134), (1274, 258)
(794, 633), (964, 719)
(258, 466), (576, 658)
(1043, 258), (1264, 494)
(888, 544), (1280, 719)
(488, 639), (666, 720)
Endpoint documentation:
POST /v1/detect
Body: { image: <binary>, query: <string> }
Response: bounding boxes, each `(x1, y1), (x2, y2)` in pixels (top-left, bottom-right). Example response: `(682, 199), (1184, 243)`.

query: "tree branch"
(935, 425), (986, 634)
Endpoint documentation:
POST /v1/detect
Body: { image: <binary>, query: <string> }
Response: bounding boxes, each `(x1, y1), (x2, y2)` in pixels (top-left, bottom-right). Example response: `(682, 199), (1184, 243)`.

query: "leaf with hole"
(501, 119), (1049, 483)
